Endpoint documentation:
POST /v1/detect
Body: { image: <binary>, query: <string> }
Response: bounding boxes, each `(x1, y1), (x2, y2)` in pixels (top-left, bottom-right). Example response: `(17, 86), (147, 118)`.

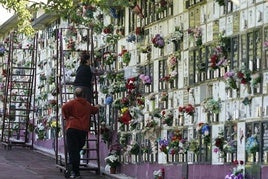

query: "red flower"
(240, 78), (247, 84)
(233, 160), (239, 165)
(210, 54), (218, 63)
(237, 71), (244, 79)
(178, 106), (184, 112)
(215, 138), (223, 148)
(118, 110), (132, 124)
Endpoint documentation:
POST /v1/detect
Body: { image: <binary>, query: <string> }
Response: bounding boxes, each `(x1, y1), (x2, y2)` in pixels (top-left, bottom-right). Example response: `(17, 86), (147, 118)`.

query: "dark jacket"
(73, 65), (92, 88)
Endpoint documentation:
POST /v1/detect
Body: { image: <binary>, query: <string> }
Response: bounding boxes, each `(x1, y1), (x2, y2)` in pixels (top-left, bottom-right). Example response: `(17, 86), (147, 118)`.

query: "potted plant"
(105, 153), (120, 174)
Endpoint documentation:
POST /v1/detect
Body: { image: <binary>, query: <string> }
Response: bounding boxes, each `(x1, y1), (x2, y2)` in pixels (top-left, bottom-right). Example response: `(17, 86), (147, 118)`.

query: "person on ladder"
(73, 51), (94, 103)
(62, 87), (100, 178)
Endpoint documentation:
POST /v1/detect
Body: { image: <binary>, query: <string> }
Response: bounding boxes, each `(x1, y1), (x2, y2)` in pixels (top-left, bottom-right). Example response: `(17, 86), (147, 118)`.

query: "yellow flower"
(51, 121), (57, 128)
(121, 107), (129, 114)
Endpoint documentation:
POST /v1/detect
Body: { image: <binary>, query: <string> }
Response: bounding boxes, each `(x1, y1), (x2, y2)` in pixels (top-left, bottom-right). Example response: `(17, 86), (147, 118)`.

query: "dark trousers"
(66, 128), (87, 174)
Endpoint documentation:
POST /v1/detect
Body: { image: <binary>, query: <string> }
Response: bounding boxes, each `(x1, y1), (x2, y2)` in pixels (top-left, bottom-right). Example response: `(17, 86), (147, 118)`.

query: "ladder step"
(80, 158), (98, 161)
(12, 67), (35, 70)
(83, 148), (98, 151)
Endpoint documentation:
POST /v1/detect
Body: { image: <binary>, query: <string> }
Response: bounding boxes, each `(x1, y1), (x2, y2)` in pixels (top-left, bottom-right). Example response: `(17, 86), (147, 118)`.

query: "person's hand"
(95, 104), (104, 109)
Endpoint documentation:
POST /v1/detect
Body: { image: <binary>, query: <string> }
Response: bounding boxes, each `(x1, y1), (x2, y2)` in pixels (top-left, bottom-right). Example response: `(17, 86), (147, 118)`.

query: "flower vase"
(110, 167), (116, 174)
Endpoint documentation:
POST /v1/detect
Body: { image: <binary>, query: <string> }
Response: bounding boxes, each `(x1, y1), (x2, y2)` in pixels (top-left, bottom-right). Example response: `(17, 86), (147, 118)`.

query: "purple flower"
(224, 71), (235, 79)
(216, 57), (226, 66)
(158, 138), (168, 147)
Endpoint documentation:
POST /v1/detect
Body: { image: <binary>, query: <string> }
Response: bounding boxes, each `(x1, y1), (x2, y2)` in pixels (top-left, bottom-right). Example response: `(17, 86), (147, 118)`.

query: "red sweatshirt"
(62, 97), (99, 131)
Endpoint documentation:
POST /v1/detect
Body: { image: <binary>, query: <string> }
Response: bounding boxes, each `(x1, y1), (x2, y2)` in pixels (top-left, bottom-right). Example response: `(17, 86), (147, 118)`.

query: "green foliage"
(0, 0), (134, 36)
(0, 0), (35, 35)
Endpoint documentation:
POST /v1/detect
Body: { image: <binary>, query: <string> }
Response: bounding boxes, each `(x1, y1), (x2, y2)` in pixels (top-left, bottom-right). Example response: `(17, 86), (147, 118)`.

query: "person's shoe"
(70, 171), (81, 178)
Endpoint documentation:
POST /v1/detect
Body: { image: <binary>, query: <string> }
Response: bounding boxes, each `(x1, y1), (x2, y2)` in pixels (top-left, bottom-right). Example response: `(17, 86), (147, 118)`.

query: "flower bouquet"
(246, 135), (259, 154)
(158, 138), (169, 154)
(203, 98), (221, 114)
(153, 169), (164, 179)
(105, 153), (120, 168)
(152, 34), (165, 48)
(251, 72), (262, 87)
(139, 74), (152, 85)
(145, 118), (158, 129)
(167, 55), (177, 69)
(161, 110), (173, 126)
(126, 34), (136, 43)
(168, 129), (187, 155)
(178, 104), (195, 116)
(197, 122), (210, 144)
(118, 107), (132, 125)
(129, 143), (142, 155)
(122, 51), (131, 64)
(224, 71), (238, 90)
(186, 138), (199, 153)
(188, 27), (202, 46)
(225, 160), (244, 179)
(103, 52), (117, 65)
(209, 46), (227, 70)
(0, 45), (7, 57)
(214, 131), (225, 152)
(100, 122), (113, 144)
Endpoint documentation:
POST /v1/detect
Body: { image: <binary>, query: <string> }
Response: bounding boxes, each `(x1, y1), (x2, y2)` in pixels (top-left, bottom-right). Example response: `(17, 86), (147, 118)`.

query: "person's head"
(74, 87), (84, 98)
(80, 51), (91, 65)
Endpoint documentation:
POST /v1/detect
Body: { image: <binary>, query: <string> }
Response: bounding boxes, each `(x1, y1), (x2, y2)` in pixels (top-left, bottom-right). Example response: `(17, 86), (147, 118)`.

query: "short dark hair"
(80, 51), (91, 65)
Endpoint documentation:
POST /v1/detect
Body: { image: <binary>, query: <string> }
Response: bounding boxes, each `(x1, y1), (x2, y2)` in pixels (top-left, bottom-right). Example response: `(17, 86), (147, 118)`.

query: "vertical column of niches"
(252, 29), (262, 94)
(264, 27), (268, 69)
(261, 122), (268, 164)
(189, 50), (195, 85)
(230, 36), (239, 70)
(245, 122), (261, 164)
(240, 34), (247, 67)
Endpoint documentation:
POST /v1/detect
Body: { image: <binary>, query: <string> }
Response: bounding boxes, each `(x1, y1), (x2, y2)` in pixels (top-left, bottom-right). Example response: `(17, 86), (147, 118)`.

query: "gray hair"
(74, 87), (84, 97)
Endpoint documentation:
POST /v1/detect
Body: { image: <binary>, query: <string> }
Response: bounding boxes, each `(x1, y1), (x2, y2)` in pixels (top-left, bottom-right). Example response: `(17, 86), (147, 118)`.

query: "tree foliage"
(0, 0), (132, 36)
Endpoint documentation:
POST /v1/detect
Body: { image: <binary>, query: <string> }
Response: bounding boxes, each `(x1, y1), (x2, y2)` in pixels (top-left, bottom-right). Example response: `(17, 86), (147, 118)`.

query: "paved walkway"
(0, 145), (130, 179)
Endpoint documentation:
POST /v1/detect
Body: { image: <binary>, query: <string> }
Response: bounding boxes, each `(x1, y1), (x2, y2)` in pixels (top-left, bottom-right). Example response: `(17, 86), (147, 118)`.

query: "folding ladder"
(55, 27), (100, 177)
(1, 32), (37, 149)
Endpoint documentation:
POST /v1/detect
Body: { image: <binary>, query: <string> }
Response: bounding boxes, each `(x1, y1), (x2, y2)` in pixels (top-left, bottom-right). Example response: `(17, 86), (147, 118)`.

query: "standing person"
(62, 87), (99, 178)
(73, 51), (93, 103)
